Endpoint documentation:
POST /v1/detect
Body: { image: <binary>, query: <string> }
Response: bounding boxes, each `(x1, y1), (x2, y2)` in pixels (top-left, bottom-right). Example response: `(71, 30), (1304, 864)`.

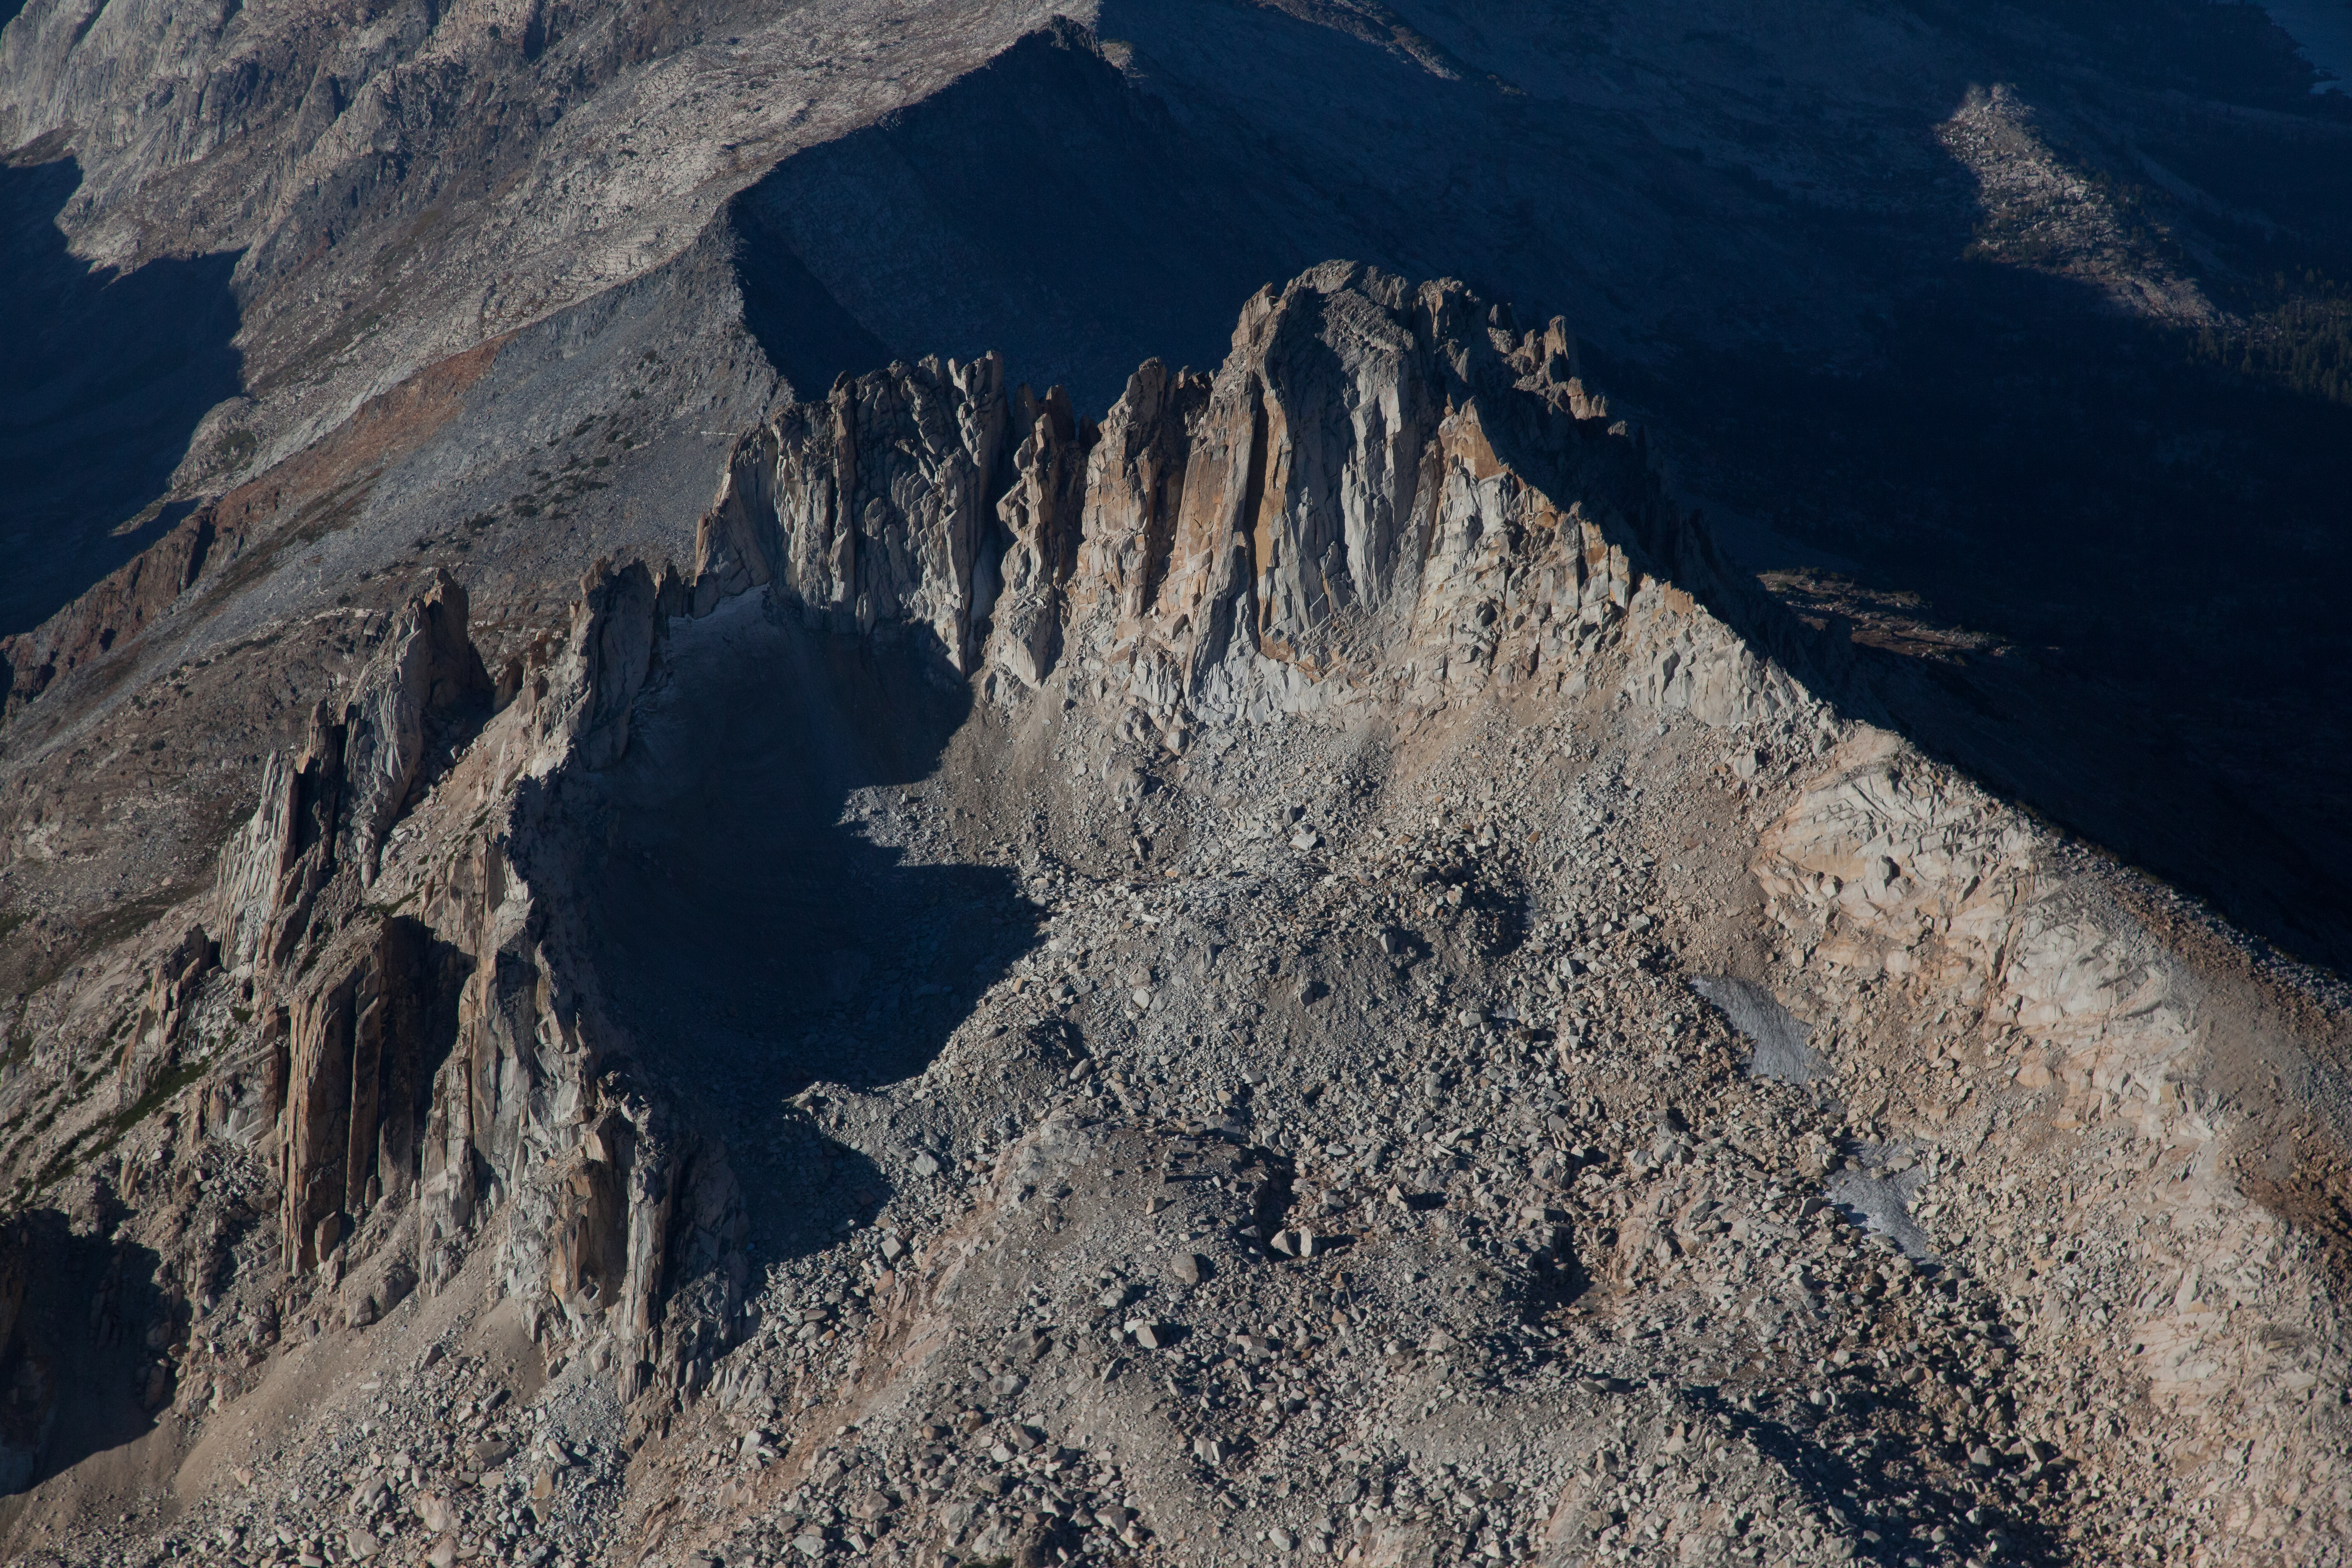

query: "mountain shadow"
(1596, 230), (2352, 977)
(0, 151), (243, 637)
(0, 1207), (170, 1498)
(725, 18), (1364, 410)
(579, 596), (1048, 1263)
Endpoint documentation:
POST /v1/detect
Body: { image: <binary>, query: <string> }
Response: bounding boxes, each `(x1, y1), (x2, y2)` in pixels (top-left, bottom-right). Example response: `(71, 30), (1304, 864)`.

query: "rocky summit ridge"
(0, 256), (2346, 1568)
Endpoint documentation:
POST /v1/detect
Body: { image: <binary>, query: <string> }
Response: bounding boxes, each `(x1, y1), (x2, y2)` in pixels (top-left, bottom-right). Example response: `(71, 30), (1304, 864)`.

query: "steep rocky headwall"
(644, 261), (2350, 1564)
(692, 352), (1010, 671)
(691, 261), (1816, 740)
(181, 260), (1833, 1436)
(196, 551), (749, 1407)
(212, 570), (487, 972)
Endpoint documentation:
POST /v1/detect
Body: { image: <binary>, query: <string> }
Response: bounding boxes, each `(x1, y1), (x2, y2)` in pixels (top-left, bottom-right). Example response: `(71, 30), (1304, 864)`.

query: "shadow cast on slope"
(582, 599), (1045, 1263)
(0, 153), (244, 637)
(1686, 1378), (2064, 1568)
(1573, 7), (2352, 976)
(725, 199), (892, 405)
(726, 18), (1366, 410)
(1597, 230), (2352, 975)
(0, 1207), (169, 1501)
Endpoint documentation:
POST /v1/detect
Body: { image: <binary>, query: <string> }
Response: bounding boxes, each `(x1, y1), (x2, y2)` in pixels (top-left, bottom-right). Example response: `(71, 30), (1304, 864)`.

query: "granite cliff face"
(694, 264), (1807, 739)
(196, 552), (755, 1409)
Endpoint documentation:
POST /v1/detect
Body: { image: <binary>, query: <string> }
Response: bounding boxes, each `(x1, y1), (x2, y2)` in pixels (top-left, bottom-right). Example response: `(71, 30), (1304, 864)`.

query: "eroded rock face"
(114, 923), (216, 1112)
(213, 569), (487, 970)
(200, 263), (1812, 1436)
(693, 355), (1009, 671)
(988, 382), (1100, 689)
(1063, 361), (1209, 639)
(213, 700), (348, 978)
(0, 504), (241, 719)
(691, 261), (1805, 739)
(197, 551), (751, 1407)
(277, 917), (448, 1274)
(529, 559), (680, 774)
(337, 573), (491, 888)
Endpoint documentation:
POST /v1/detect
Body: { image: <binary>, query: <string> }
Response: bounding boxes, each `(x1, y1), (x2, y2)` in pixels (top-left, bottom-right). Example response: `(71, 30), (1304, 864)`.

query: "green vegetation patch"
(81, 888), (186, 950)
(210, 427), (260, 474)
(34, 1057), (210, 1195)
(2190, 289), (2352, 409)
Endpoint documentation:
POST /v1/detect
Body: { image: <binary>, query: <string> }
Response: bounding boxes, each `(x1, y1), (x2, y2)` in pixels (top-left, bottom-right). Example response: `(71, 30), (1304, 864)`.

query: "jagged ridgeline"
(173, 263), (1810, 1411)
(694, 261), (1812, 729)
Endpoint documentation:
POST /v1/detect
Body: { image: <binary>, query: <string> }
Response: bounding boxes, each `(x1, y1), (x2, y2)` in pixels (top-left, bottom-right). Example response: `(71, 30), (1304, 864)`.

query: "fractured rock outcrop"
(693, 355), (1010, 672)
(277, 916), (451, 1274)
(200, 554), (749, 1407)
(213, 569), (488, 972)
(689, 261), (1814, 736)
(337, 572), (492, 887)
(166, 267), (1834, 1461)
(1747, 725), (2352, 1542)
(213, 698), (349, 978)
(988, 382), (1100, 689)
(113, 923), (217, 1113)
(0, 504), (245, 720)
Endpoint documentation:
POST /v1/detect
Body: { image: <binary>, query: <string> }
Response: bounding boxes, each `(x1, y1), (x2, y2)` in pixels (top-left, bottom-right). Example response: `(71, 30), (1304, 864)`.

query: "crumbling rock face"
(0, 503), (242, 719)
(988, 382), (1101, 689)
(693, 355), (1009, 672)
(113, 923), (217, 1113)
(199, 553), (752, 1409)
(276, 917), (451, 1275)
(212, 698), (349, 978)
(1063, 361), (1210, 635)
(212, 569), (486, 971)
(336, 572), (491, 887)
(191, 1016), (286, 1150)
(201, 243), (1816, 1441)
(691, 261), (1810, 740)
(1622, 581), (1819, 732)
(1047, 264), (1745, 725)
(515, 559), (681, 775)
